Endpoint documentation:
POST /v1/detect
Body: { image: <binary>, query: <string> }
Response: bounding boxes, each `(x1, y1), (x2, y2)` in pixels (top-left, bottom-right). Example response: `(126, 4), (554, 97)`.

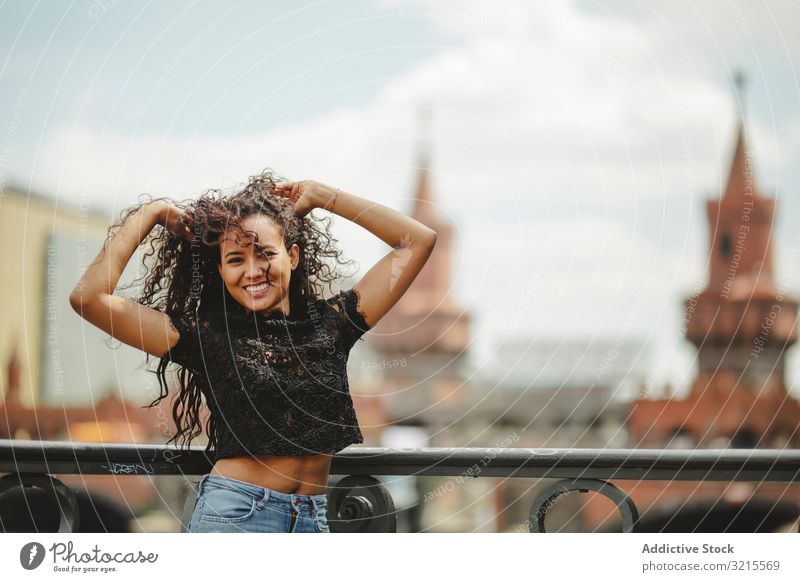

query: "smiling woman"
(68, 168), (437, 533)
(217, 215), (299, 317)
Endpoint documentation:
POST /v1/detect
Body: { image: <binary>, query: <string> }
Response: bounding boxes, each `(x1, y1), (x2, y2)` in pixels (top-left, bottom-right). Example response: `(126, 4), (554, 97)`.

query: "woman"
(69, 169), (437, 532)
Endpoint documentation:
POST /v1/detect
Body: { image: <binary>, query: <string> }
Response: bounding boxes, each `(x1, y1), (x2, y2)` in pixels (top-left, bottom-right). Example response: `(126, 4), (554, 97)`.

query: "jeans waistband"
(199, 473), (328, 510)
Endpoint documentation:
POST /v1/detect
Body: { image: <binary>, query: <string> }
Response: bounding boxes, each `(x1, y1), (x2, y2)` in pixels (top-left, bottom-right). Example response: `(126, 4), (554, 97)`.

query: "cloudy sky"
(2, 0), (800, 398)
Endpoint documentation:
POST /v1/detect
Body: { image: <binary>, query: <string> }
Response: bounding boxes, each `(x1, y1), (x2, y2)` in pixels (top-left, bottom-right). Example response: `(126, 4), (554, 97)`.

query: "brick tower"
(368, 110), (471, 360)
(578, 77), (800, 532)
(363, 111), (472, 431)
(629, 77), (800, 448)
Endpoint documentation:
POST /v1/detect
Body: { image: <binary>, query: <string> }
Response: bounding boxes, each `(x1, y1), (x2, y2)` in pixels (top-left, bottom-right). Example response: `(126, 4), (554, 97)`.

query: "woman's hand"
(152, 201), (194, 241)
(273, 180), (337, 218)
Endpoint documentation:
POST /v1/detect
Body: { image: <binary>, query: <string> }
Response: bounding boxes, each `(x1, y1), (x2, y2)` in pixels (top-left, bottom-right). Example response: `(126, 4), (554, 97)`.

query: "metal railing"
(2, 439), (799, 533)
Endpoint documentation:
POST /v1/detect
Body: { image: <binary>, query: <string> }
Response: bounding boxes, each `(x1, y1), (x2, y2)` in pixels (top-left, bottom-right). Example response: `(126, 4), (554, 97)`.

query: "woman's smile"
(242, 280), (271, 298)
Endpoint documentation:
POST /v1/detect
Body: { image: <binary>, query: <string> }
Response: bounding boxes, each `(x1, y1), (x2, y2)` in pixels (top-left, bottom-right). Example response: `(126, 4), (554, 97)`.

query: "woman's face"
(217, 213), (299, 315)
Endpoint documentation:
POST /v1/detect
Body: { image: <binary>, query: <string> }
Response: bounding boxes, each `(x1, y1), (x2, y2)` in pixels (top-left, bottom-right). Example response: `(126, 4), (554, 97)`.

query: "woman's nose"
(244, 257), (263, 278)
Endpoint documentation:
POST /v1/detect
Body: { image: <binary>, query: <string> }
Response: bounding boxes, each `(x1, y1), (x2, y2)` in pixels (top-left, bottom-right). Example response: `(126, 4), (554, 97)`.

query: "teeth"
(243, 282), (269, 292)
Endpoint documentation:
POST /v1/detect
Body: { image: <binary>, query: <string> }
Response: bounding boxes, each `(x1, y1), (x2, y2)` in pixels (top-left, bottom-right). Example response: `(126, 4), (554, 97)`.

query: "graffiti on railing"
(100, 462), (155, 475)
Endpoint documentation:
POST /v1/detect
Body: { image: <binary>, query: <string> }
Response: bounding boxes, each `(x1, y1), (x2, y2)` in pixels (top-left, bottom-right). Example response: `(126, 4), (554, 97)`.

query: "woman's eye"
(226, 251), (275, 263)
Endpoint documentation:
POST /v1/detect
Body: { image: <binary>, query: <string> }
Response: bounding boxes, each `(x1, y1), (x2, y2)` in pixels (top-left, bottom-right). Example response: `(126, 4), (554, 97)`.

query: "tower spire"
(416, 105), (432, 168)
(724, 70), (758, 201)
(733, 70), (747, 120)
(412, 106), (435, 226)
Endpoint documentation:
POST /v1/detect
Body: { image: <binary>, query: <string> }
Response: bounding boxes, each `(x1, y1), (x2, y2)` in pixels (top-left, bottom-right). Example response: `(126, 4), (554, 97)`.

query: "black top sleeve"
(326, 287), (371, 351)
(161, 311), (201, 370)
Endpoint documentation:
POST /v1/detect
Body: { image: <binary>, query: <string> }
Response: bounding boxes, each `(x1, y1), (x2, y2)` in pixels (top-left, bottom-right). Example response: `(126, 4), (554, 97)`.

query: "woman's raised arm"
(273, 180), (437, 328)
(69, 200), (191, 358)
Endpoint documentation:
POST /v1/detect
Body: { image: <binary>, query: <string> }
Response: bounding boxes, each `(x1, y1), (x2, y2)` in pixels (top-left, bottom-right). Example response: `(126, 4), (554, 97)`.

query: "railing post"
(328, 475), (397, 533)
(0, 473), (80, 533)
(528, 478), (639, 533)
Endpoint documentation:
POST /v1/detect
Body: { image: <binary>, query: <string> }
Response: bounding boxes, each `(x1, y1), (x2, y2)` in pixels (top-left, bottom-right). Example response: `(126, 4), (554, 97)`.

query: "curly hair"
(109, 168), (357, 457)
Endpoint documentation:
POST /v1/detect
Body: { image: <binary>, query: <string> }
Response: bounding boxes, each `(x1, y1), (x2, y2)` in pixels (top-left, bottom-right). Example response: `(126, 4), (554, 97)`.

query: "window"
(719, 233), (732, 258)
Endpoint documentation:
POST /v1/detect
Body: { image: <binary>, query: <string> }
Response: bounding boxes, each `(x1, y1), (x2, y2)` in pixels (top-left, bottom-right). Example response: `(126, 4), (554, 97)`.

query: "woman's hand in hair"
(152, 200), (194, 241)
(273, 180), (336, 218)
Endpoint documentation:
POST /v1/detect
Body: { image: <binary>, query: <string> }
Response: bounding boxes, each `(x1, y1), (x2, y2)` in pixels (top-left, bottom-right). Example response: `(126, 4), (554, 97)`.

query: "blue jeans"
(187, 474), (331, 533)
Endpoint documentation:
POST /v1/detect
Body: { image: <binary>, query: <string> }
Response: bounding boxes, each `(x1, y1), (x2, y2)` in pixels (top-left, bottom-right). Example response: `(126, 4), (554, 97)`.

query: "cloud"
(35, 0), (758, 211)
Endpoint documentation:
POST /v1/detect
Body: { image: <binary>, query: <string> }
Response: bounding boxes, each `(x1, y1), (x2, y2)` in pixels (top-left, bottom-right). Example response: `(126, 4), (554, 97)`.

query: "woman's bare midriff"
(210, 451), (335, 495)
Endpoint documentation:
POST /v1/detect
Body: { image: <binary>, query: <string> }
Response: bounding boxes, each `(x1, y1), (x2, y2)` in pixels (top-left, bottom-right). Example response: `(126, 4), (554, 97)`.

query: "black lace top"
(162, 288), (370, 463)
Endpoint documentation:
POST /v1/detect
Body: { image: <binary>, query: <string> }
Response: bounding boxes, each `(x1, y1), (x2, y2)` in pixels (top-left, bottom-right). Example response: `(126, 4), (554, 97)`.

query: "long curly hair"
(110, 168), (356, 457)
